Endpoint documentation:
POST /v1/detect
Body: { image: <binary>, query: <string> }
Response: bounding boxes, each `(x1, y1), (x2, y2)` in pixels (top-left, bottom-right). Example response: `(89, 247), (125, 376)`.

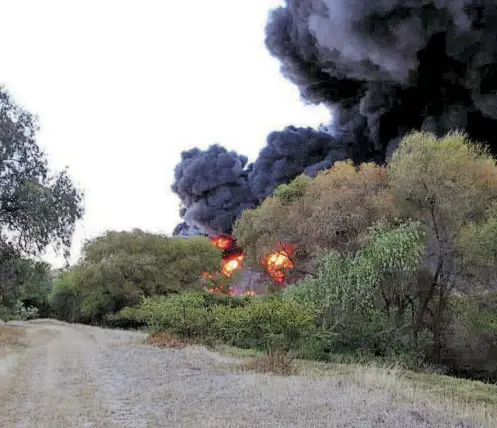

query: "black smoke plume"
(266, 0), (497, 158)
(173, 1), (497, 236)
(172, 145), (256, 235)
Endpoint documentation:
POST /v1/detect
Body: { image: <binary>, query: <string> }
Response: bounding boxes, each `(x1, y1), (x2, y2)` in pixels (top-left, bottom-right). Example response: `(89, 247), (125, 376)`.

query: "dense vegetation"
(0, 87), (83, 321)
(115, 131), (497, 383)
(2, 118), (496, 384)
(49, 230), (222, 323)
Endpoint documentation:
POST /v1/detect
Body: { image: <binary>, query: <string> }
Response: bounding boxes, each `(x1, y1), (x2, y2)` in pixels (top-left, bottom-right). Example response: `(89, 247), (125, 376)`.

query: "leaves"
(50, 230), (222, 321)
(0, 87), (84, 256)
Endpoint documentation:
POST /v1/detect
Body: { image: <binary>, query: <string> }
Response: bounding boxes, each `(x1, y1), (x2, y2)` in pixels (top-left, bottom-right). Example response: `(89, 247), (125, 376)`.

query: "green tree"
(388, 131), (497, 360)
(0, 88), (83, 257)
(0, 87), (83, 313)
(283, 220), (426, 361)
(234, 161), (396, 270)
(50, 230), (222, 321)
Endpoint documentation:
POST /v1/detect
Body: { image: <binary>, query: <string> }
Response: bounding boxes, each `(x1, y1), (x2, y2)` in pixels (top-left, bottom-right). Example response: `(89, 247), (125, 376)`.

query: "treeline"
(233, 131), (497, 381)
(49, 230), (222, 324)
(108, 130), (495, 383)
(1, 85), (495, 384)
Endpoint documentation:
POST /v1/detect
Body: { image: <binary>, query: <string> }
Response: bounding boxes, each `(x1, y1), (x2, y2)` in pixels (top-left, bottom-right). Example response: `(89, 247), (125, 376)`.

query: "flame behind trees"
(263, 245), (295, 284)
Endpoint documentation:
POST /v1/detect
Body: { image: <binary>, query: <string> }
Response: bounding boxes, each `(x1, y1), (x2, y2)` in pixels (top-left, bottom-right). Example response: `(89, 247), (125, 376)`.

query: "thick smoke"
(249, 126), (349, 202)
(173, 1), (497, 235)
(266, 0), (497, 157)
(173, 127), (350, 234)
(172, 145), (256, 235)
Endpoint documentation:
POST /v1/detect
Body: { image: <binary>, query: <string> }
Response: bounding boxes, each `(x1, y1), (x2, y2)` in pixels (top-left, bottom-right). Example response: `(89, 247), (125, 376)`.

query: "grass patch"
(298, 359), (497, 425)
(215, 344), (262, 359)
(242, 349), (297, 376)
(217, 346), (497, 425)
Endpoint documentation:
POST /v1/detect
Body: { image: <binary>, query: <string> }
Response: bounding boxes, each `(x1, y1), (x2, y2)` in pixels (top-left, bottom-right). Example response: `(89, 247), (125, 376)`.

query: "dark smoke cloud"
(172, 145), (257, 235)
(266, 0), (497, 156)
(173, 126), (351, 234)
(173, 1), (497, 235)
(249, 126), (348, 202)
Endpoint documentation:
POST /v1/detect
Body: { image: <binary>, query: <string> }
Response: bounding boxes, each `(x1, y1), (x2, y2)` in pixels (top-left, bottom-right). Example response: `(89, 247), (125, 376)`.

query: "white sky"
(0, 0), (329, 267)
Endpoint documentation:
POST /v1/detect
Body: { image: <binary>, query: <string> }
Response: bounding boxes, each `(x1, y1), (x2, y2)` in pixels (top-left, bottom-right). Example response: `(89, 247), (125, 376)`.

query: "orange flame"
(263, 245), (295, 284)
(211, 236), (233, 251)
(221, 253), (245, 278)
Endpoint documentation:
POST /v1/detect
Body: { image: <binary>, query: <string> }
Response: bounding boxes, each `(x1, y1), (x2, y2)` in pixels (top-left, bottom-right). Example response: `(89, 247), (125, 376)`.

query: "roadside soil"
(0, 321), (485, 428)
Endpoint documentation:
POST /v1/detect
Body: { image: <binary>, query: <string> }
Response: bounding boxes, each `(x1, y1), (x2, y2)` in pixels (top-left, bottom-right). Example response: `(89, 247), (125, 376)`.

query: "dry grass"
(1, 323), (489, 427)
(0, 326), (26, 355)
(298, 360), (497, 426)
(242, 349), (297, 376)
(219, 345), (497, 426)
(146, 332), (187, 349)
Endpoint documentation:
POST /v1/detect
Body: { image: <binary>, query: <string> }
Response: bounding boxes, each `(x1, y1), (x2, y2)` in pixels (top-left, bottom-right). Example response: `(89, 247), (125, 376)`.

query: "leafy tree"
(49, 267), (84, 322)
(50, 230), (222, 321)
(0, 87), (83, 314)
(234, 161), (396, 270)
(0, 88), (83, 257)
(388, 131), (497, 360)
(283, 220), (427, 362)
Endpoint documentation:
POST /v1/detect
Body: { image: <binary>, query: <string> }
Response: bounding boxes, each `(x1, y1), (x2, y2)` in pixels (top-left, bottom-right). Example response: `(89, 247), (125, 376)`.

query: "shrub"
(137, 293), (215, 339)
(442, 293), (497, 382)
(234, 160), (396, 268)
(283, 220), (427, 364)
(211, 297), (318, 351)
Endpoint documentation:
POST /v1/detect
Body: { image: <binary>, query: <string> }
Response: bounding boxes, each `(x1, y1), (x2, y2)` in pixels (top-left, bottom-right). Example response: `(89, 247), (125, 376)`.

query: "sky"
(0, 0), (329, 267)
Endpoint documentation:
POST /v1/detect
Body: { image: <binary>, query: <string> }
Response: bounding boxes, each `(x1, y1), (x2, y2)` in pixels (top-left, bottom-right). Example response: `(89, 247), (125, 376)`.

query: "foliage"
(211, 297), (317, 352)
(0, 300), (39, 321)
(135, 292), (216, 338)
(0, 87), (83, 257)
(442, 293), (497, 381)
(0, 244), (53, 316)
(388, 131), (497, 361)
(273, 174), (311, 205)
(283, 220), (427, 363)
(50, 230), (222, 322)
(234, 160), (396, 268)
(49, 268), (84, 323)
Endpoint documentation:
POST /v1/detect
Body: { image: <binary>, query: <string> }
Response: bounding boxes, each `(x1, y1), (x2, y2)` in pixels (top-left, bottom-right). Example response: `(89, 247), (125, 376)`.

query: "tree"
(51, 230), (222, 321)
(283, 220), (427, 361)
(0, 87), (84, 257)
(234, 161), (396, 270)
(388, 131), (497, 360)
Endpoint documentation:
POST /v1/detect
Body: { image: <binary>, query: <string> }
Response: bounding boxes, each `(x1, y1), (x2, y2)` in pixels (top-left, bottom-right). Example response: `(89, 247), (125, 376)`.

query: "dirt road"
(0, 321), (485, 428)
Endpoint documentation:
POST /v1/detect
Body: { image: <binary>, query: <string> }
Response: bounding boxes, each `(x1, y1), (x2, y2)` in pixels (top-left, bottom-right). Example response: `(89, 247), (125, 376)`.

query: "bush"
(49, 268), (84, 323)
(283, 220), (427, 364)
(137, 293), (216, 339)
(442, 293), (497, 382)
(211, 297), (318, 352)
(0, 300), (39, 321)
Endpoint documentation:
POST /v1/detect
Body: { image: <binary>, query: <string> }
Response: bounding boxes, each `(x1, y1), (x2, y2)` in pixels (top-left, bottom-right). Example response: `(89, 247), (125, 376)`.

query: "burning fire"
(263, 245), (295, 284)
(211, 236), (233, 251)
(221, 253), (245, 277)
(202, 235), (296, 295)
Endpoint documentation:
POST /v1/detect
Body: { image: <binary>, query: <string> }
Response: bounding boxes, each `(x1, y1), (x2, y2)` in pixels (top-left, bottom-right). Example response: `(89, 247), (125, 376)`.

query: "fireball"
(221, 253), (245, 277)
(263, 246), (295, 284)
(211, 236), (233, 251)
